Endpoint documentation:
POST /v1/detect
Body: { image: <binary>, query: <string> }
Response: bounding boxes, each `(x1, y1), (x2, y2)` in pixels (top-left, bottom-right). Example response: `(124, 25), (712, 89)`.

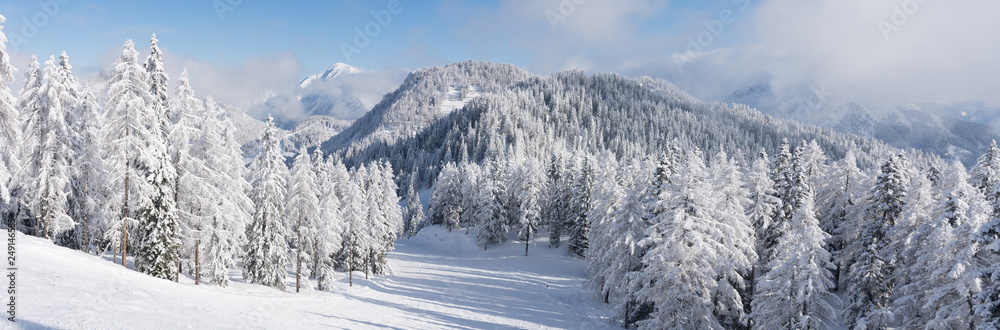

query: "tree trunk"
(349, 248), (354, 287)
(603, 289), (610, 304)
(364, 249), (370, 280)
(122, 151), (130, 268)
(195, 239), (201, 285)
(524, 230), (530, 256)
(296, 215), (302, 293)
(83, 212), (90, 254)
(176, 260), (180, 282)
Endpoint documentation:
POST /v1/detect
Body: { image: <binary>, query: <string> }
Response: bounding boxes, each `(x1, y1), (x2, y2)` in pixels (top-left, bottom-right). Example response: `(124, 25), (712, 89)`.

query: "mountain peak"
(299, 63), (363, 88)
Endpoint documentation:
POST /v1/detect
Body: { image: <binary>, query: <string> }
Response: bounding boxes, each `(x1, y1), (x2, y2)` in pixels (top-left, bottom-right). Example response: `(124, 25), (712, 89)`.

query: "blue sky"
(0, 0), (756, 74)
(1, 0), (998, 108)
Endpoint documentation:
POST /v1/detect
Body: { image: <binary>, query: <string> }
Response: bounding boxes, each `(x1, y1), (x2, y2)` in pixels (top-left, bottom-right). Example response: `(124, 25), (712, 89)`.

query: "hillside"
(320, 63), (938, 186)
(14, 227), (614, 329)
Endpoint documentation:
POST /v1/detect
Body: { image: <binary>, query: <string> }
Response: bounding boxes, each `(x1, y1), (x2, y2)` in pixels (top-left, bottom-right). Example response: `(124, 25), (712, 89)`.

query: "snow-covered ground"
(440, 86), (481, 114)
(12, 226), (614, 329)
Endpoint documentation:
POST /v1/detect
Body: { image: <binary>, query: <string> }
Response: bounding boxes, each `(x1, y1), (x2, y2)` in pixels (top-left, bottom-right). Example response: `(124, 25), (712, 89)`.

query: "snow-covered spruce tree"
(975, 145), (1000, 329)
(746, 150), (777, 262)
(69, 87), (107, 254)
(514, 158), (544, 255)
(457, 161), (481, 231)
(800, 139), (829, 194)
(169, 71), (210, 282)
(340, 167), (369, 286)
(402, 172), (421, 238)
(760, 140), (793, 274)
(22, 56), (75, 240)
(752, 189), (838, 329)
(842, 154), (910, 329)
(632, 151), (727, 330)
(545, 154), (567, 248)
(199, 96), (252, 287)
(133, 149), (181, 280)
(476, 158), (509, 250)
(584, 153), (623, 300)
(144, 33), (171, 127)
(888, 171), (936, 328)
(568, 154), (596, 257)
(816, 150), (867, 290)
(103, 40), (161, 267)
(287, 148), (320, 292)
(0, 14), (18, 226)
(243, 116), (289, 290)
(709, 150), (756, 329)
(368, 160), (401, 275)
(971, 140), (1000, 218)
(314, 154), (344, 290)
(427, 162), (461, 230)
(52, 51), (86, 249)
(900, 161), (987, 329)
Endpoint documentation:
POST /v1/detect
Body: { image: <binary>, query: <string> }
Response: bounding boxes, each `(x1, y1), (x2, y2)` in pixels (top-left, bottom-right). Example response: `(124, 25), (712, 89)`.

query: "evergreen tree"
(314, 154), (344, 290)
(971, 140), (1000, 218)
(709, 150), (756, 329)
(243, 116), (289, 290)
(340, 166), (369, 286)
(545, 154), (568, 248)
(403, 173), (424, 238)
(817, 150), (867, 290)
(22, 56), (75, 239)
(144, 33), (171, 126)
(515, 158), (544, 255)
(427, 162), (461, 230)
(133, 151), (181, 280)
(102, 40), (161, 267)
(889, 171), (936, 328)
(902, 162), (987, 329)
(568, 154), (595, 257)
(476, 158), (509, 249)
(0, 14), (18, 210)
(287, 148), (321, 292)
(69, 87), (106, 254)
(842, 154), (909, 329)
(752, 190), (838, 329)
(632, 152), (725, 330)
(760, 140), (793, 273)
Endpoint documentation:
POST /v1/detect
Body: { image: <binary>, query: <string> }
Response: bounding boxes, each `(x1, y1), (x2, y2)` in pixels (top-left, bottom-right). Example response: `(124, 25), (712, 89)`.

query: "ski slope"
(12, 227), (614, 329)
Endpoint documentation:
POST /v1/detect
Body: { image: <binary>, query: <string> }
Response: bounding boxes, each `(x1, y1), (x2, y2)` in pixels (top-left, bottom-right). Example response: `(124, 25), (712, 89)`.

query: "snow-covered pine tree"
(890, 170), (936, 328)
(971, 140), (1000, 218)
(103, 40), (162, 267)
(314, 154), (344, 290)
(515, 158), (544, 255)
(403, 172), (424, 238)
(369, 160), (401, 275)
(545, 154), (567, 248)
(568, 154), (596, 257)
(816, 150), (867, 290)
(340, 166), (369, 286)
(168, 71), (210, 282)
(68, 86), (107, 254)
(900, 161), (987, 329)
(842, 154), (910, 329)
(760, 140), (793, 274)
(632, 151), (726, 330)
(428, 162), (462, 230)
(975, 147), (1000, 329)
(801, 139), (829, 193)
(0, 14), (17, 223)
(144, 33), (171, 127)
(243, 116), (289, 290)
(709, 150), (756, 329)
(752, 189), (838, 329)
(476, 158), (509, 250)
(21, 56), (75, 240)
(133, 147), (181, 280)
(287, 148), (320, 292)
(457, 161), (481, 231)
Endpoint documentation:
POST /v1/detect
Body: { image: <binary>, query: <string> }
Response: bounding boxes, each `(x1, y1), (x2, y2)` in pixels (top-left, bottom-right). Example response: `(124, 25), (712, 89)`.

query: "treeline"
(0, 23), (401, 291)
(425, 138), (1000, 329)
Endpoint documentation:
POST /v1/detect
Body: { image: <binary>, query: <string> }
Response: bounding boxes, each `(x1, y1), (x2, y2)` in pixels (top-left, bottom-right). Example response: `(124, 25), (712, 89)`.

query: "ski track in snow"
(14, 227), (615, 329)
(440, 86), (481, 115)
